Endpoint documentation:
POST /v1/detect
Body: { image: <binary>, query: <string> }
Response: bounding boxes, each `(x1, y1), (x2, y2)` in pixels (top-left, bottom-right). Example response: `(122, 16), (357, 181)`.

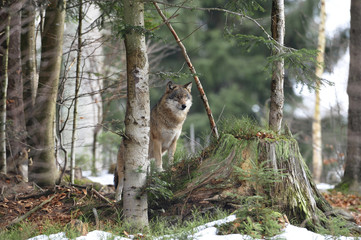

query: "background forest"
(0, 0), (349, 184)
(2, 0), (361, 238)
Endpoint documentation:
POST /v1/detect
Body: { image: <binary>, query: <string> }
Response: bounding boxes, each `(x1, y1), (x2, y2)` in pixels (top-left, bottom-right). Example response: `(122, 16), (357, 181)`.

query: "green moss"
(334, 181), (351, 193)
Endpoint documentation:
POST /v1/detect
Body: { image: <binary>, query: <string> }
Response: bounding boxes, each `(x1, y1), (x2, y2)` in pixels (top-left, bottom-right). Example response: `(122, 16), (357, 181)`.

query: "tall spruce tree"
(269, 0), (285, 133)
(341, 0), (361, 193)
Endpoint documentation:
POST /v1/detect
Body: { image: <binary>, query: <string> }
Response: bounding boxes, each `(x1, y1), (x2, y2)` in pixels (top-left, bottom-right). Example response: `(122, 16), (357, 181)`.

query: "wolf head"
(164, 81), (192, 112)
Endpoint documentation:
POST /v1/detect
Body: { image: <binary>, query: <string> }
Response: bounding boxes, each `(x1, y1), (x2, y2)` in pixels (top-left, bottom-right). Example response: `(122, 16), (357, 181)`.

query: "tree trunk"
(30, 0), (66, 186)
(91, 124), (101, 176)
(312, 0), (326, 184)
(70, 0), (83, 184)
(7, 0), (26, 158)
(0, 11), (10, 174)
(21, 0), (37, 127)
(342, 0), (361, 193)
(269, 0), (285, 133)
(123, 0), (150, 227)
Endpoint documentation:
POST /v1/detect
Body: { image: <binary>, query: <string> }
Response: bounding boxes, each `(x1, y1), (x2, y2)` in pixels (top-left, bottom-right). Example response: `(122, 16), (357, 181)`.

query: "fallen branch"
(71, 183), (113, 204)
(153, 2), (219, 139)
(17, 189), (55, 200)
(6, 194), (56, 229)
(91, 188), (113, 205)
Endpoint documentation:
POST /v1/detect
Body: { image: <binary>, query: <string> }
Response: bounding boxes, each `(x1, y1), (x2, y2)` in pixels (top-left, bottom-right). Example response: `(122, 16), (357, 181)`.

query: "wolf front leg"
(167, 138), (178, 166)
(114, 144), (125, 201)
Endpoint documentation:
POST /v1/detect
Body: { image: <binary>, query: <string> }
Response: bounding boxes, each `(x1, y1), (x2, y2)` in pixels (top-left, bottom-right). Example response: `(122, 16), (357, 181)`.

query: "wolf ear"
(184, 82), (192, 92)
(167, 81), (176, 91)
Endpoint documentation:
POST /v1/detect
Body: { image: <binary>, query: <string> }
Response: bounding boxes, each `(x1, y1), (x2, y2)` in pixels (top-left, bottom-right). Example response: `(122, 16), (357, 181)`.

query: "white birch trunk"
(269, 0), (285, 133)
(123, 0), (150, 227)
(312, 0), (326, 184)
(0, 14), (10, 174)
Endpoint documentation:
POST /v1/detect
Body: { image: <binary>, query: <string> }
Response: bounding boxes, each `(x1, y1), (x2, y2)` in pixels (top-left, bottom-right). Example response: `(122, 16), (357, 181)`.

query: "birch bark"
(312, 0), (326, 183)
(0, 11), (10, 174)
(122, 0), (150, 226)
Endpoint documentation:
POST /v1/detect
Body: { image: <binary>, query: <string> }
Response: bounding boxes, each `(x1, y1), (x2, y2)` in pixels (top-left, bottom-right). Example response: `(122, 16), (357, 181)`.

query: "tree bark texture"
(123, 0), (150, 227)
(312, 0), (326, 184)
(7, 0), (26, 157)
(30, 0), (66, 186)
(269, 0), (285, 133)
(343, 0), (361, 193)
(0, 10), (10, 174)
(21, 0), (37, 127)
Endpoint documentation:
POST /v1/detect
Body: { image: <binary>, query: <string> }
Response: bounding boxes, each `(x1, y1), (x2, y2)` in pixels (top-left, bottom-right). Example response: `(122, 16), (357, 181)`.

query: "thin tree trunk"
(312, 0), (326, 184)
(70, 0), (83, 184)
(91, 124), (101, 176)
(31, 0), (66, 186)
(7, 0), (26, 157)
(269, 0), (285, 133)
(342, 0), (361, 193)
(21, 1), (37, 181)
(153, 2), (219, 139)
(21, 0), (37, 127)
(0, 12), (10, 174)
(123, 0), (150, 227)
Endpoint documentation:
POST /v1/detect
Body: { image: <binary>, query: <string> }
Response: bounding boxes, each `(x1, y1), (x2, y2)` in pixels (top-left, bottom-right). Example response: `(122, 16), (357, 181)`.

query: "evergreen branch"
(230, 34), (333, 88)
(149, 0), (281, 51)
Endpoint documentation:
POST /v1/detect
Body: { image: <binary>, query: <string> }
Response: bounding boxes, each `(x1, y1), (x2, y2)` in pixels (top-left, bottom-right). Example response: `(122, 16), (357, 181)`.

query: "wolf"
(114, 81), (192, 201)
(7, 148), (32, 182)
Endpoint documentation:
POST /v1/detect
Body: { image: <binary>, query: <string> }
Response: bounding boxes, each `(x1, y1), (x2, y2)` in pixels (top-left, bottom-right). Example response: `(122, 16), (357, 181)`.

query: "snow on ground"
(82, 170), (114, 186)
(28, 214), (360, 240)
(316, 183), (335, 190)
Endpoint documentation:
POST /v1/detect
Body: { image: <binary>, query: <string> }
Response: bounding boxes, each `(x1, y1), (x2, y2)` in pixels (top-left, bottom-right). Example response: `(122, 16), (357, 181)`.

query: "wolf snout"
(181, 104), (187, 110)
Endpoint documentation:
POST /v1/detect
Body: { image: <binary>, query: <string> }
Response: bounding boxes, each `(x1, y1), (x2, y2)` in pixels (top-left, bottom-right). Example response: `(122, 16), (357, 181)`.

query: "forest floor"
(0, 174), (360, 233)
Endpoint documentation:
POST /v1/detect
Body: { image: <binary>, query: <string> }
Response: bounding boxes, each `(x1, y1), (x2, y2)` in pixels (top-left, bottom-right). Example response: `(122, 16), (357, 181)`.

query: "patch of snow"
(317, 183), (335, 190)
(76, 230), (127, 240)
(278, 224), (359, 240)
(83, 170), (114, 186)
(27, 232), (68, 240)
(28, 215), (361, 240)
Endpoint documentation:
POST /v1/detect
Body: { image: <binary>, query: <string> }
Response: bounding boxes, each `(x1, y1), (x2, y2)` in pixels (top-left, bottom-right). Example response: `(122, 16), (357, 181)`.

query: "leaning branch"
(153, 2), (219, 139)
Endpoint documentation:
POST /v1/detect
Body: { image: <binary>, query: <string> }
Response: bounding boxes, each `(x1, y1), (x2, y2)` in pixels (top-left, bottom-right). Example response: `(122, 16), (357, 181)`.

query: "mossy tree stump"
(168, 132), (357, 231)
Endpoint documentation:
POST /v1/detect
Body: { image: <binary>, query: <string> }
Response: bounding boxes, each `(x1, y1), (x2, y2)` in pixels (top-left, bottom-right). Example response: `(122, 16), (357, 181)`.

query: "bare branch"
(153, 2), (219, 139)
